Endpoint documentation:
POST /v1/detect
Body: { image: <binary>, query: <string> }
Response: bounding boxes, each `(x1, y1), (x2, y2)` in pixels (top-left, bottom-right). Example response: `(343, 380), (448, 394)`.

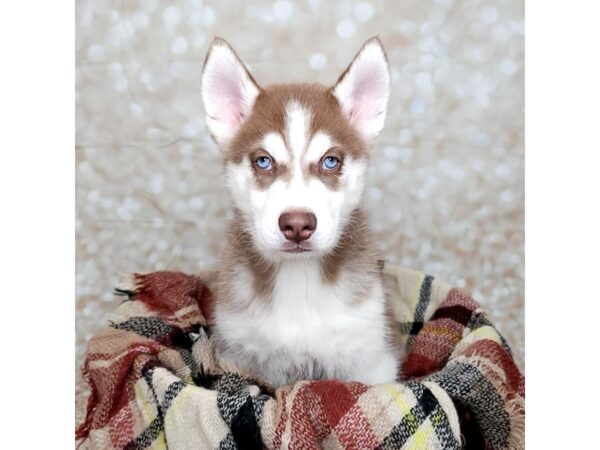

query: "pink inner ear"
(347, 62), (386, 126)
(211, 65), (246, 127)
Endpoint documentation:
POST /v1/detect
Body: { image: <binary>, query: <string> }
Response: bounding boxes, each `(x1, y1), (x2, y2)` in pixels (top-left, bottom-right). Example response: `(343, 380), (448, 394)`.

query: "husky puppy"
(201, 37), (399, 387)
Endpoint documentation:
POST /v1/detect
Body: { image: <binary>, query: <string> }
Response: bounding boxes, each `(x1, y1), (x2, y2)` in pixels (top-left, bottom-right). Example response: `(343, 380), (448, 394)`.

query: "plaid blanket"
(76, 263), (524, 449)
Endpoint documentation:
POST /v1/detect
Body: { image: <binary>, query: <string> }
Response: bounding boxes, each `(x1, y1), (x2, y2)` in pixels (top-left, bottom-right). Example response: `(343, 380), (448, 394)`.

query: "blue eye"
(322, 156), (340, 170)
(254, 156), (272, 170)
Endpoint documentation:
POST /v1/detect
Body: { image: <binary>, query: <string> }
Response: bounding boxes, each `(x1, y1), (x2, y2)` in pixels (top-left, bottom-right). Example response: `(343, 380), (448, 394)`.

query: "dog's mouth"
(281, 243), (312, 254)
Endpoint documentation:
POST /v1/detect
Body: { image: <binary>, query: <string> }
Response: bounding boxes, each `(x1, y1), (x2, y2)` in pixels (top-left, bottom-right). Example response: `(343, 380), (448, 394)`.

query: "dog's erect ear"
(202, 38), (260, 144)
(332, 37), (390, 140)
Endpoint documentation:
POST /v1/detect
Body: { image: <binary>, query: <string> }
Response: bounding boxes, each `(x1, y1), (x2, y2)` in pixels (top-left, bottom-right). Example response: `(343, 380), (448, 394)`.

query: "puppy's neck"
(224, 208), (376, 302)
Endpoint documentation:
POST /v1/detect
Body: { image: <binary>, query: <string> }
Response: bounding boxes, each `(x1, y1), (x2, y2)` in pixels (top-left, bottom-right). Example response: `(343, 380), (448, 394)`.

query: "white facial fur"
(226, 101), (368, 261)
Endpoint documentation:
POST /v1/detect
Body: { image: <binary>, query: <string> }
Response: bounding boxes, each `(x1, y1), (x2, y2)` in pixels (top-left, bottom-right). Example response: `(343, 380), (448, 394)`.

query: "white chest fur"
(215, 260), (399, 387)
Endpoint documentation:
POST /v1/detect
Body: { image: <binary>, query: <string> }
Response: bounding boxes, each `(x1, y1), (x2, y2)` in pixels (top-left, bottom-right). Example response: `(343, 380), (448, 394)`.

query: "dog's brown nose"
(278, 211), (317, 243)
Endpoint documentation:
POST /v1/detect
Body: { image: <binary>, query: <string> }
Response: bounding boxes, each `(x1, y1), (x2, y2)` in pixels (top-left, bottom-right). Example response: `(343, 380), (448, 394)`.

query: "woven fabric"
(76, 264), (524, 449)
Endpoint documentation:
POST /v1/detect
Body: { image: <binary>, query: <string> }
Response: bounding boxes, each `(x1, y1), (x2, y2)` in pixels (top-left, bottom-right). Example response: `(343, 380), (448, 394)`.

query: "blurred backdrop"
(76, 0), (524, 424)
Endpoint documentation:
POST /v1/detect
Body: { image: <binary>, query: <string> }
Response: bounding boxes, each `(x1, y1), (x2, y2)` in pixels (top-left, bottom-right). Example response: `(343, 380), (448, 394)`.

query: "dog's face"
(202, 38), (389, 262)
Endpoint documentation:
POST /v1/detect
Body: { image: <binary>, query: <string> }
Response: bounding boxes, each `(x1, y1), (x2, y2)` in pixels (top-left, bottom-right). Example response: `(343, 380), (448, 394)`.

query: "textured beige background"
(76, 0), (524, 425)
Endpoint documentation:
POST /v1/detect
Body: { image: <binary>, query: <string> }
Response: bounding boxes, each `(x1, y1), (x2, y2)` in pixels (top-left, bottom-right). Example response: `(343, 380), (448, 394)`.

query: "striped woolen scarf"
(76, 263), (524, 449)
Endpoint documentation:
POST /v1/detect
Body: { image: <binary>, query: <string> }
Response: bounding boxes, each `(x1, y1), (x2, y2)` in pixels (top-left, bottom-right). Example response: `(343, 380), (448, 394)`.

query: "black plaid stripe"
(113, 316), (174, 340)
(124, 378), (186, 450)
(407, 382), (461, 448)
(381, 382), (460, 449)
(404, 275), (434, 348)
(217, 388), (253, 425)
(214, 374), (270, 450)
(213, 373), (253, 397)
(467, 312), (514, 356)
(427, 391), (461, 448)
(466, 311), (492, 330)
(414, 275), (434, 326)
(178, 348), (199, 378)
(229, 396), (263, 450)
(124, 415), (165, 450)
(218, 434), (237, 450)
(112, 317), (203, 357)
(428, 361), (511, 449)
(161, 380), (187, 410)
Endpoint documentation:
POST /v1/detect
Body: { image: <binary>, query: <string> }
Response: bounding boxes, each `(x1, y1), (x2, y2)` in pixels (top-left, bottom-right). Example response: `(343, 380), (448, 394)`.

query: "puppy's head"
(201, 37), (389, 262)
